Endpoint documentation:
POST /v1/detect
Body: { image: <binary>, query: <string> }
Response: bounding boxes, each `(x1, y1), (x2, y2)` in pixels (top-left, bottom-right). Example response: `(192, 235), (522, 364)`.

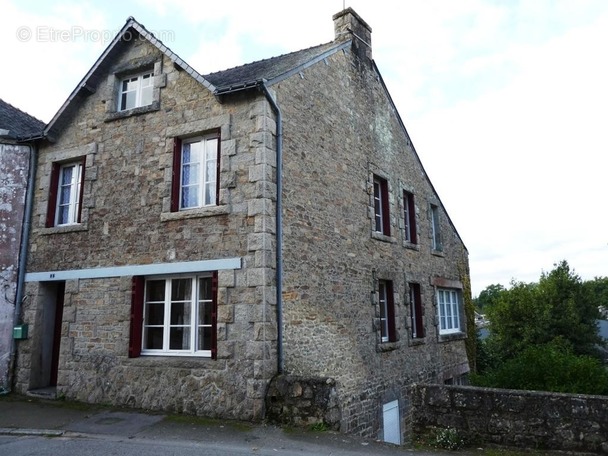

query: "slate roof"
(206, 41), (348, 93)
(0, 98), (45, 140)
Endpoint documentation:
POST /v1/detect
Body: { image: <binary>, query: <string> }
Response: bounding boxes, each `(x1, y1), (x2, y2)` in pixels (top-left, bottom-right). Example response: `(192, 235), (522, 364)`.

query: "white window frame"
(437, 288), (461, 335)
(142, 274), (214, 357)
(55, 162), (83, 226)
(180, 135), (218, 210)
(118, 71), (154, 111)
(379, 280), (390, 343)
(431, 204), (442, 251)
(373, 176), (387, 234)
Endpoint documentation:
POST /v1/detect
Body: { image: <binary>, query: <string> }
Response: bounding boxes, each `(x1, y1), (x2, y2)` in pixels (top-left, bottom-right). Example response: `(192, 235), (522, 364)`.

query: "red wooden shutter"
(211, 271), (218, 360)
(170, 137), (182, 212)
(381, 180), (391, 236)
(129, 276), (145, 358)
(413, 284), (424, 338)
(408, 193), (417, 244)
(77, 157), (86, 223)
(46, 162), (61, 227)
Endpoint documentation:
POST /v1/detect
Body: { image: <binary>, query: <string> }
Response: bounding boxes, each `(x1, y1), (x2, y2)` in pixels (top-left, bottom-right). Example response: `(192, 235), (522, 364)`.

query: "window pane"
(199, 301), (213, 326)
(169, 327), (190, 350)
(170, 301), (191, 325)
(145, 303), (164, 325)
(144, 327), (163, 349)
(171, 279), (191, 301)
(146, 280), (165, 301)
(198, 327), (212, 351)
(123, 91), (136, 110)
(199, 277), (212, 300)
(181, 187), (198, 208)
(182, 143), (191, 163)
(125, 77), (138, 91)
(59, 185), (71, 205)
(57, 207), (69, 225)
(188, 141), (202, 163)
(205, 183), (216, 205)
(205, 160), (216, 182)
(60, 166), (73, 185)
(140, 85), (153, 106)
(182, 164), (200, 185)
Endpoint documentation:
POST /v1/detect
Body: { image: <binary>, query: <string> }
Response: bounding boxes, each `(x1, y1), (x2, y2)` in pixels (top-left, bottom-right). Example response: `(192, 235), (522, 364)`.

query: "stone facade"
(0, 144), (30, 389)
(410, 384), (608, 453)
(12, 9), (470, 443)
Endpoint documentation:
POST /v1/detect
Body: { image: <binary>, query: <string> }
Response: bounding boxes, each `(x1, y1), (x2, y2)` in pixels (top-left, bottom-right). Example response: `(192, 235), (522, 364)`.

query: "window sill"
(161, 205), (230, 222)
(438, 331), (466, 343)
(431, 249), (445, 257)
(404, 242), (419, 251)
(408, 337), (426, 346)
(371, 232), (396, 243)
(41, 224), (88, 235)
(105, 101), (160, 122)
(376, 340), (401, 352)
(125, 355), (221, 370)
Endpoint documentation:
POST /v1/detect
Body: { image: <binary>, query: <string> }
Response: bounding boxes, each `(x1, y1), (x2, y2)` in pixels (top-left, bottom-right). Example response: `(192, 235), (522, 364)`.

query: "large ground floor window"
(142, 273), (217, 357)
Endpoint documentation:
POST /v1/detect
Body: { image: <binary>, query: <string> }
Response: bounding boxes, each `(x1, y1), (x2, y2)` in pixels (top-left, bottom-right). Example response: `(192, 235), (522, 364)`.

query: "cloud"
(0, 1), (111, 122)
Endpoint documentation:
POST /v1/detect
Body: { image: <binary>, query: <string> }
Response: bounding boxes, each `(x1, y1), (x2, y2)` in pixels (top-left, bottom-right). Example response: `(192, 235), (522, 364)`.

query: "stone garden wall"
(410, 384), (608, 454)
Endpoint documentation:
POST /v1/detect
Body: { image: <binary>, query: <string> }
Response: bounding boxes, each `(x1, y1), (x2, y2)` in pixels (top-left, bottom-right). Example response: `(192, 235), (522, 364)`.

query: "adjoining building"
(0, 98), (44, 392)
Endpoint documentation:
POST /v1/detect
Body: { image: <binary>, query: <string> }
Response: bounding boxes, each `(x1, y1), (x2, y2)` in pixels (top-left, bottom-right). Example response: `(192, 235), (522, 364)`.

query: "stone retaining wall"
(410, 384), (608, 454)
(265, 375), (341, 429)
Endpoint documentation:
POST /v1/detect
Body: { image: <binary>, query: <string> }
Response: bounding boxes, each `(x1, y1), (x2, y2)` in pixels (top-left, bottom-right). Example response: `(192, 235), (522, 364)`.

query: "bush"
(471, 340), (608, 395)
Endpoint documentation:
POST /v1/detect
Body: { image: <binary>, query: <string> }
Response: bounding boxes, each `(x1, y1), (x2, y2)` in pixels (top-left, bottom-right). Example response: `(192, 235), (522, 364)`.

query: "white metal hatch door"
(382, 400), (401, 445)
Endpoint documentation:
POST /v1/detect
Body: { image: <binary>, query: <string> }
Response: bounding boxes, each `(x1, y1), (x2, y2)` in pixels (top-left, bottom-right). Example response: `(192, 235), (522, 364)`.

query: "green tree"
(583, 276), (608, 317)
(486, 260), (602, 360)
(472, 339), (608, 395)
(474, 283), (505, 311)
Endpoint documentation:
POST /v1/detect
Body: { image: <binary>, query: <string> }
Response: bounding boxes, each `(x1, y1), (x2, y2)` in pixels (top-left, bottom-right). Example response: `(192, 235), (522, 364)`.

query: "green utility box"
(13, 324), (28, 340)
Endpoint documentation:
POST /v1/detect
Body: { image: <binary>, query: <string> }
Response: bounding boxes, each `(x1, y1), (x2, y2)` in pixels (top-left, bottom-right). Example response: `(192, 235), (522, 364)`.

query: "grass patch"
(309, 421), (330, 432)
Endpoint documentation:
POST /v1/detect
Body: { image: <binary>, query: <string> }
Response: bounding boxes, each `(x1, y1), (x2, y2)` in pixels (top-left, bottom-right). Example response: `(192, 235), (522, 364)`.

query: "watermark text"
(16, 25), (175, 44)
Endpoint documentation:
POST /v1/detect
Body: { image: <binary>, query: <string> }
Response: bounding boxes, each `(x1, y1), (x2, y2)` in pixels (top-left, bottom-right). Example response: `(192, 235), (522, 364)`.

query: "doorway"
(29, 281), (65, 391)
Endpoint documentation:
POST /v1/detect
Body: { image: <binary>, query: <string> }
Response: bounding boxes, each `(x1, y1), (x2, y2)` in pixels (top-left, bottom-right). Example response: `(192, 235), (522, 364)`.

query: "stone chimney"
(333, 7), (372, 63)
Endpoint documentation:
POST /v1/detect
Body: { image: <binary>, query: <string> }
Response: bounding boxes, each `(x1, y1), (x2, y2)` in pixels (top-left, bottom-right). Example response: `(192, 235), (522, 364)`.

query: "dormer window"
(119, 71), (153, 111)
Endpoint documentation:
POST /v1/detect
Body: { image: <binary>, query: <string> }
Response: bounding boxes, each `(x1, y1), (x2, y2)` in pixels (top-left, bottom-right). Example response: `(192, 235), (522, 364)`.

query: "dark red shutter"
(381, 180), (391, 236)
(386, 281), (397, 342)
(46, 162), (61, 227)
(171, 137), (182, 212)
(129, 276), (145, 358)
(408, 193), (417, 244)
(413, 284), (424, 338)
(77, 157), (86, 223)
(211, 271), (218, 360)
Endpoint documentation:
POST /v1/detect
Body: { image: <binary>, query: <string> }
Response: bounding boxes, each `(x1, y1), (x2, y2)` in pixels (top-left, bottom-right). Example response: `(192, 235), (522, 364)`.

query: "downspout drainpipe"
(259, 81), (284, 374)
(7, 141), (38, 392)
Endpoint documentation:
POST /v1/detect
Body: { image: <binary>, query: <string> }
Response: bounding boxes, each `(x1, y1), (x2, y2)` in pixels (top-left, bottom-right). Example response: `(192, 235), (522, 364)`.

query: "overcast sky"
(1, 0), (607, 296)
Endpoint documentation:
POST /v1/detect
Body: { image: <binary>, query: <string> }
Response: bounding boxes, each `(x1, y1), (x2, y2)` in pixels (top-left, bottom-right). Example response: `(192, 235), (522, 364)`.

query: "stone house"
(12, 8), (471, 443)
(0, 99), (45, 391)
